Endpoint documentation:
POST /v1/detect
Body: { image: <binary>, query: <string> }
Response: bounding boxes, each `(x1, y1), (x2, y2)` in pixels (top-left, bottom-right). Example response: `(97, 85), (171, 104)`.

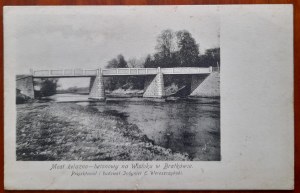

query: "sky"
(6, 6), (220, 89)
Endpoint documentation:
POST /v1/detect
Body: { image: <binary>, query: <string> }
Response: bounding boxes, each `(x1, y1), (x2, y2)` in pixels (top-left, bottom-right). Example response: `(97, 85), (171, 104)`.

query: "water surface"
(49, 93), (220, 161)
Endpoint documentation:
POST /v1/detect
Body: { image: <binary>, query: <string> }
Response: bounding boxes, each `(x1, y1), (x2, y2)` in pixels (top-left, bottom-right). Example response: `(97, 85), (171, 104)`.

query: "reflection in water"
(49, 94), (220, 161)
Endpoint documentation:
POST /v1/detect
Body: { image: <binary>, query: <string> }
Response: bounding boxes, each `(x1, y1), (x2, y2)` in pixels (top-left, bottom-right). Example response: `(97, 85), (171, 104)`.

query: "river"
(47, 93), (220, 161)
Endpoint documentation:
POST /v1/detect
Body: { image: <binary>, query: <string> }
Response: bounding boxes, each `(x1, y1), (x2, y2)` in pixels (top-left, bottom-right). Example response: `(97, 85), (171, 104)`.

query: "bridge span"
(17, 67), (215, 100)
(31, 67), (212, 78)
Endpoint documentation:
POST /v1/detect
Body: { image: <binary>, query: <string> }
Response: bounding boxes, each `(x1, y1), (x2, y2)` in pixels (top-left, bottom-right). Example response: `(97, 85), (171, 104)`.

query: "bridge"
(31, 67), (212, 77)
(17, 67), (215, 100)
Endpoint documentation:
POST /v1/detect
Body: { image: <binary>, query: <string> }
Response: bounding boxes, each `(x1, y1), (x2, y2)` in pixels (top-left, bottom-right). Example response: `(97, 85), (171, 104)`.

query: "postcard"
(4, 5), (294, 190)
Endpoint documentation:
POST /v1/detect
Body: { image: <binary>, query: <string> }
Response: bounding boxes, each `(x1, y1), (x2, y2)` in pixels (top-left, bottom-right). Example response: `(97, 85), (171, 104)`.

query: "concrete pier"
(89, 69), (106, 101)
(89, 76), (96, 93)
(143, 67), (165, 98)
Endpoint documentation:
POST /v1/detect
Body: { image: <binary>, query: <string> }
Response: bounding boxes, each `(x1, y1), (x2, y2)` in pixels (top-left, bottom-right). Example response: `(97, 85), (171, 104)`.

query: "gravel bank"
(16, 102), (189, 161)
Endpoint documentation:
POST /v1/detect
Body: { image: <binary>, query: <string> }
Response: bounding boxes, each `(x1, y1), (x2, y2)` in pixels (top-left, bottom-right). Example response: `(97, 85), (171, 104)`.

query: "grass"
(16, 102), (189, 161)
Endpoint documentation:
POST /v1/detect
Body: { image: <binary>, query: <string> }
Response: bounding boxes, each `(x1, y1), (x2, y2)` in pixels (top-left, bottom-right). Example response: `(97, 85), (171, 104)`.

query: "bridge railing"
(33, 69), (98, 76)
(102, 67), (212, 75)
(102, 68), (158, 75)
(161, 67), (211, 74)
(32, 67), (213, 77)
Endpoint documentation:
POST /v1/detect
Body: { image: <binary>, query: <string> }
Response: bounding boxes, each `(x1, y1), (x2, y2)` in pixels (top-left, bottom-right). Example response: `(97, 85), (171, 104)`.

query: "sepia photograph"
(14, 6), (221, 161)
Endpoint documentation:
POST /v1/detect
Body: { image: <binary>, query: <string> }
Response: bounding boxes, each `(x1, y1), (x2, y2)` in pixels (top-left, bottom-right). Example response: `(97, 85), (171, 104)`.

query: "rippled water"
(49, 94), (220, 161)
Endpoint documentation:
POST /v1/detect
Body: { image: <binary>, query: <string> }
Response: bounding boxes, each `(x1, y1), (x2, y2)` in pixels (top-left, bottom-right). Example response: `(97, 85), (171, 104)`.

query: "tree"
(105, 54), (128, 90)
(144, 54), (156, 68)
(155, 29), (175, 58)
(145, 29), (201, 87)
(127, 57), (144, 68)
(153, 29), (177, 68)
(150, 29), (201, 68)
(198, 48), (220, 68)
(39, 78), (59, 96)
(117, 55), (128, 68)
(175, 30), (200, 67)
(106, 54), (128, 68)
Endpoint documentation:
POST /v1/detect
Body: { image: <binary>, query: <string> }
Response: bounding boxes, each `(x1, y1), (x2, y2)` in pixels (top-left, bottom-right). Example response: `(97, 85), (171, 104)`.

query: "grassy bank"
(16, 102), (189, 161)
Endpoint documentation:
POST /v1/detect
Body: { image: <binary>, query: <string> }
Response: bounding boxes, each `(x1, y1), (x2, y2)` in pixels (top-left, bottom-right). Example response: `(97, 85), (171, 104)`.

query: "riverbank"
(16, 102), (189, 161)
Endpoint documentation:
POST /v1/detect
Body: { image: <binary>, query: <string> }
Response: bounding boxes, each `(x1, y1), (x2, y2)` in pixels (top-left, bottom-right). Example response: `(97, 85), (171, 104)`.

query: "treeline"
(57, 86), (89, 94)
(105, 29), (220, 90)
(105, 55), (145, 90)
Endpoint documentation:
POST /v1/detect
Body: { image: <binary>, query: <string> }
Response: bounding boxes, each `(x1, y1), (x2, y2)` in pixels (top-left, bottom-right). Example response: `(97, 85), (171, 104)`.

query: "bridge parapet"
(24, 66), (215, 101)
(33, 69), (98, 77)
(161, 67), (211, 74)
(102, 68), (158, 76)
(32, 67), (212, 78)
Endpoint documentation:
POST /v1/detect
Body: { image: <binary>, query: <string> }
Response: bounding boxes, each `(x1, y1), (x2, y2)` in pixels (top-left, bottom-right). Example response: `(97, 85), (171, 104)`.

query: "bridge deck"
(32, 67), (212, 78)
